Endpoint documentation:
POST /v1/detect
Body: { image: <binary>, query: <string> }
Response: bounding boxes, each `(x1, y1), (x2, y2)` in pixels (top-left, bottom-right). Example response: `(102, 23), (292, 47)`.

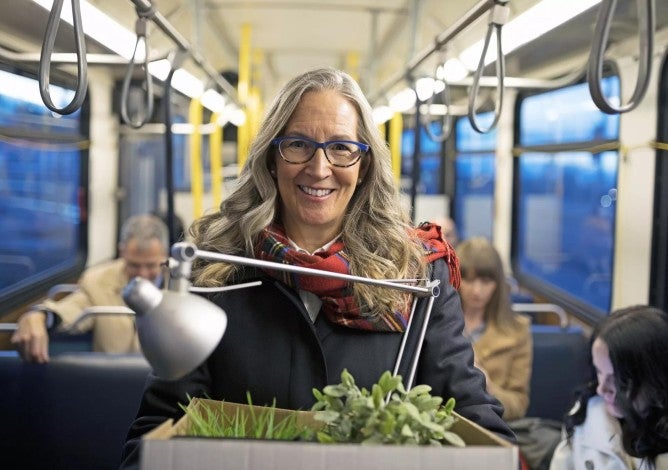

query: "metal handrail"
(587, 0), (655, 114)
(34, 0), (240, 116)
(369, 0), (497, 105)
(512, 302), (569, 329)
(129, 0), (240, 105)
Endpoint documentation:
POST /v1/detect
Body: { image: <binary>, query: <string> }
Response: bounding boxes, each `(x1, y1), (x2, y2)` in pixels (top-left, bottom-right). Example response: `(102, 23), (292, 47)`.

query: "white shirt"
(550, 395), (642, 470)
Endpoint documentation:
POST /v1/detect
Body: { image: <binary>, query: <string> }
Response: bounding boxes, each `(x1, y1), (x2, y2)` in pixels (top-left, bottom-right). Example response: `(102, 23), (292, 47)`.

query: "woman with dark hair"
(456, 237), (532, 421)
(550, 305), (668, 470)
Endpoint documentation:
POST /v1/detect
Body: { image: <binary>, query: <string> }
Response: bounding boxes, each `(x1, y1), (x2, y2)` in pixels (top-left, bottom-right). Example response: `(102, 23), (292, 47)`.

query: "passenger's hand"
(11, 311), (50, 363)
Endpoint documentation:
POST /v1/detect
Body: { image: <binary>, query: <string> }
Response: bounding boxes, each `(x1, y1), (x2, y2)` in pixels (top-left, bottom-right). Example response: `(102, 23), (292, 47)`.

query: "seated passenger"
(11, 213), (169, 362)
(431, 216), (460, 248)
(550, 305), (668, 470)
(456, 236), (533, 421)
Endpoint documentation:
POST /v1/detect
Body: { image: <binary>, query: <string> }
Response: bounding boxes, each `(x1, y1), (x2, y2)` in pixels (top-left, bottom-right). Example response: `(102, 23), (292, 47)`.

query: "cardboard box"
(141, 398), (518, 470)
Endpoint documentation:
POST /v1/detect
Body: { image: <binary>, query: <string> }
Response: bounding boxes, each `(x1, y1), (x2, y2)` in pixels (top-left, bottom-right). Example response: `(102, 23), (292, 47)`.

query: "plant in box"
(179, 392), (313, 441)
(178, 369), (465, 447)
(312, 369), (465, 446)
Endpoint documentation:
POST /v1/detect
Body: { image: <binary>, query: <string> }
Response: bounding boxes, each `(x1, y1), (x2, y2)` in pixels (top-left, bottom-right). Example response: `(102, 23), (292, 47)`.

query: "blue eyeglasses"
(271, 136), (369, 168)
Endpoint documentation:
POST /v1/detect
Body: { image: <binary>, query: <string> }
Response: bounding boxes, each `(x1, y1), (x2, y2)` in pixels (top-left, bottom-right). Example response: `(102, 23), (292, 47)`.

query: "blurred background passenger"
(457, 236), (532, 421)
(11, 214), (169, 362)
(431, 216), (459, 248)
(550, 305), (668, 470)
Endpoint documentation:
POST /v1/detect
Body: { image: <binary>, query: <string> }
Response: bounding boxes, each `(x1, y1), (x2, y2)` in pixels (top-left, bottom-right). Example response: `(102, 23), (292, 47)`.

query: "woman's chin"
(605, 401), (624, 419)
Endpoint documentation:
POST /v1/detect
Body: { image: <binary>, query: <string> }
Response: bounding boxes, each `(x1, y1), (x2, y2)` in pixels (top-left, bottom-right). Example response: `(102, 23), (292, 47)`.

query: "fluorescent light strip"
(30, 0), (219, 108)
(31, 0), (136, 59)
(459, 0), (603, 70)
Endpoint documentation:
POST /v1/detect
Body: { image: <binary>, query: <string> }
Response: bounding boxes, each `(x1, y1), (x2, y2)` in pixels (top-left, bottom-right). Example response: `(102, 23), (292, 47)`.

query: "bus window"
(514, 77), (620, 319)
(401, 120), (445, 195)
(454, 112), (497, 241)
(0, 68), (88, 311)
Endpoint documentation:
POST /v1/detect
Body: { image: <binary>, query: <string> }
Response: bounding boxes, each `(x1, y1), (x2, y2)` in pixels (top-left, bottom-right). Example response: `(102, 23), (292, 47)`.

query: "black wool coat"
(120, 258), (514, 468)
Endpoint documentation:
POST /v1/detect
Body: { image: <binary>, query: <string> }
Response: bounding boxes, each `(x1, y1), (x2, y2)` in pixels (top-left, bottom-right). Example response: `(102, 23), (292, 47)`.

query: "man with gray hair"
(12, 214), (169, 362)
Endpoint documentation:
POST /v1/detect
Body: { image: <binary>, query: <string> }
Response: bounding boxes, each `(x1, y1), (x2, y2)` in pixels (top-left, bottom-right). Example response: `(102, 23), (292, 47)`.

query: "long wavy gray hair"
(191, 67), (426, 315)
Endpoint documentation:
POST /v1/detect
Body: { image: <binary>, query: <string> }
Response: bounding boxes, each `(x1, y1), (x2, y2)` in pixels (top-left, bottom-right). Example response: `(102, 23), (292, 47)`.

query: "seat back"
(526, 324), (590, 421)
(512, 303), (591, 421)
(0, 351), (150, 470)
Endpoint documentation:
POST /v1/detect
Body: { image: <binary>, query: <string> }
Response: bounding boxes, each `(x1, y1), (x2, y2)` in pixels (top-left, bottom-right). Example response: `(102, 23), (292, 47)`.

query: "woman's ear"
(358, 157), (370, 183)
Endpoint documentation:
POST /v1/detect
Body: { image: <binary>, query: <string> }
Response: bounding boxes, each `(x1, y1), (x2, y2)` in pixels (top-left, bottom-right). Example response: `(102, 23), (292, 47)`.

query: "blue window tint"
(516, 151), (618, 312)
(456, 113), (497, 152)
(119, 115), (212, 222)
(454, 153), (495, 241)
(401, 121), (443, 194)
(519, 77), (620, 146)
(454, 112), (497, 241)
(515, 77), (620, 316)
(0, 69), (84, 299)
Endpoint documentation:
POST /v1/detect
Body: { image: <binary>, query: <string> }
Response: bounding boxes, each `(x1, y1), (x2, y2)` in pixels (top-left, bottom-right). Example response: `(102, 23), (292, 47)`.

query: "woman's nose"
(305, 148), (332, 177)
(596, 379), (613, 398)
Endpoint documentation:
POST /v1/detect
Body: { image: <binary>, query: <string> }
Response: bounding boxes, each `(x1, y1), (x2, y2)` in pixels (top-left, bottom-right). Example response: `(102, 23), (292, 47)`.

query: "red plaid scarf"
(254, 222), (459, 332)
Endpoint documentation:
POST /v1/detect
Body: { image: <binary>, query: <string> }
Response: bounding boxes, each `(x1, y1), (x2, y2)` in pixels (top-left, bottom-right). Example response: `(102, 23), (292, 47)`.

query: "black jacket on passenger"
(119, 258), (515, 468)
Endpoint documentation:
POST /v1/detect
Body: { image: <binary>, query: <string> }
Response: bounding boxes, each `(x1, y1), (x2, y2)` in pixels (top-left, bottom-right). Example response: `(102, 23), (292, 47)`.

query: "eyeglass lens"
(279, 138), (362, 166)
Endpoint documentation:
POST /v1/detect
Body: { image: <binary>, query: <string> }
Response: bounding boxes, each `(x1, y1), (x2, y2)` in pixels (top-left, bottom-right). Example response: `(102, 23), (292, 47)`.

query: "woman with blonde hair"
(457, 236), (532, 420)
(120, 68), (514, 468)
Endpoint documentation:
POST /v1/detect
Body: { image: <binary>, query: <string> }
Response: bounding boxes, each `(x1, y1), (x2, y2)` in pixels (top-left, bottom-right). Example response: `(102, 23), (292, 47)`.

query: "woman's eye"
(288, 140), (307, 148)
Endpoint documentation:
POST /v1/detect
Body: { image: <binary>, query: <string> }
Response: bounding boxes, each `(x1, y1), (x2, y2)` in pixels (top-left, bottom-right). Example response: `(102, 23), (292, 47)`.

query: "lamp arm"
(61, 282), (266, 332)
(171, 243), (440, 298)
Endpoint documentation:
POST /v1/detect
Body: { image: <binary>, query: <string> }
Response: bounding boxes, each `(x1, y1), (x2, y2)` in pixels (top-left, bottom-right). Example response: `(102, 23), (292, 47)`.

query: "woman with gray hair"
(120, 68), (514, 468)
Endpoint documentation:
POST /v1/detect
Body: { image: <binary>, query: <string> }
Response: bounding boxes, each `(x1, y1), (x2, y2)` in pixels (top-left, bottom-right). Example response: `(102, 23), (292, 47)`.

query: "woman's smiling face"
(274, 89), (368, 250)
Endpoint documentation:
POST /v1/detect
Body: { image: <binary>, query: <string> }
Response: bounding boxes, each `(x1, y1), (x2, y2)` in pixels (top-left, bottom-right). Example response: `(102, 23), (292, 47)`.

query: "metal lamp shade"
(123, 277), (227, 380)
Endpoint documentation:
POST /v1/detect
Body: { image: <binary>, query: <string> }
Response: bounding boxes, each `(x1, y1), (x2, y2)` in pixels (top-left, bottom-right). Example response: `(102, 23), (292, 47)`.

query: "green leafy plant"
(311, 369), (465, 447)
(179, 392), (312, 441)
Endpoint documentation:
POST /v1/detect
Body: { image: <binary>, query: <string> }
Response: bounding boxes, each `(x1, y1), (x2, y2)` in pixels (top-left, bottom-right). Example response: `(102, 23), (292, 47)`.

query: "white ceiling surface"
(83, 0), (542, 101)
(0, 0), (665, 106)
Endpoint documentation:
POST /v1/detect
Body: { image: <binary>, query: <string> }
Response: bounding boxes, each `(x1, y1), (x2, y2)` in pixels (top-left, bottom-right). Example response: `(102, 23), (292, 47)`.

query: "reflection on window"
(519, 77), (620, 146)
(0, 69), (85, 300)
(515, 77), (620, 315)
(401, 121), (444, 195)
(454, 112), (497, 240)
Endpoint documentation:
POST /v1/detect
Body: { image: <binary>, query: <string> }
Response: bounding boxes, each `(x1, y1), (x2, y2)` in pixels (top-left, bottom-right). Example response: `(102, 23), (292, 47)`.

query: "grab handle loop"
(587, 0), (654, 114)
(39, 0), (88, 115)
(422, 51), (453, 143)
(121, 10), (155, 128)
(467, 0), (509, 134)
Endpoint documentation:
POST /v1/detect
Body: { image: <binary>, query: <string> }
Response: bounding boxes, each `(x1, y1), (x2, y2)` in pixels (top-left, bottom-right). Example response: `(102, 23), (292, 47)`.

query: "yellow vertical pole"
(189, 98), (204, 218)
(248, 87), (260, 141)
(378, 121), (386, 139)
(237, 23), (252, 171)
(389, 112), (403, 187)
(210, 112), (223, 208)
(249, 49), (264, 141)
(345, 51), (360, 81)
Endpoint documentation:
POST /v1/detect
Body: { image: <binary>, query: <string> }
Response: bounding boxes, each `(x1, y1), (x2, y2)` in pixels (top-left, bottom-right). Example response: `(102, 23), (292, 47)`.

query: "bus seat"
(0, 351), (150, 470)
(512, 303), (591, 422)
(526, 324), (590, 421)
